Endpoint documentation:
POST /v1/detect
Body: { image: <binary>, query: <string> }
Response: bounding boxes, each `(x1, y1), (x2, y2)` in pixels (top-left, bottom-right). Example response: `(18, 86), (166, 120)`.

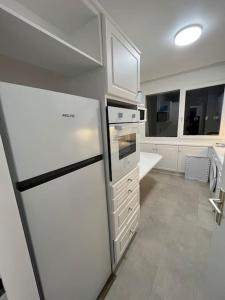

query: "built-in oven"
(107, 105), (140, 183)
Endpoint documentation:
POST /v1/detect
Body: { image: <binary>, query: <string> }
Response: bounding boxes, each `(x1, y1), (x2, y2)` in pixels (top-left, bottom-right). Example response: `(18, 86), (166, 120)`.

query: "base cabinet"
(156, 145), (178, 171)
(140, 144), (178, 171)
(140, 143), (157, 153)
(110, 167), (140, 265)
(114, 206), (140, 263)
(141, 143), (209, 173)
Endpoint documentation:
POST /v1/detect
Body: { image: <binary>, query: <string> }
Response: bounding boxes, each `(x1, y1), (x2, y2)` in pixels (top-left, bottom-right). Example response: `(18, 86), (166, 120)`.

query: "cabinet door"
(156, 145), (178, 171)
(105, 18), (140, 101)
(178, 146), (209, 172)
(140, 143), (157, 153)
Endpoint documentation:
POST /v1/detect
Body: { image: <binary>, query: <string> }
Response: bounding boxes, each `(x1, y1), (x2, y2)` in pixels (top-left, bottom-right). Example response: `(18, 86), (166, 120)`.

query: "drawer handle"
(128, 178), (133, 182)
(128, 207), (133, 212)
(130, 229), (135, 235)
(128, 189), (133, 194)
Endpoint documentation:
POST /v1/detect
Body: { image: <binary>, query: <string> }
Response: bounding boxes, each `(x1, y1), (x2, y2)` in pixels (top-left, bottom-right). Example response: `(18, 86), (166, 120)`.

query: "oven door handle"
(114, 124), (139, 131)
(114, 125), (123, 131)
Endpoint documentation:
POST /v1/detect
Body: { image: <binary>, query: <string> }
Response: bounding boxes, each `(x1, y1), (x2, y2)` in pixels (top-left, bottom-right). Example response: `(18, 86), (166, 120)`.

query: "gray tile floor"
(105, 171), (215, 300)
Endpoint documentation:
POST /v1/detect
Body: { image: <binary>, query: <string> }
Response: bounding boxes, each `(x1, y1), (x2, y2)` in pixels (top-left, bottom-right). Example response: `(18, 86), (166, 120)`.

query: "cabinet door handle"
(209, 195), (225, 226)
(130, 229), (135, 235)
(128, 189), (133, 194)
(128, 178), (133, 183)
(128, 207), (133, 212)
(209, 198), (222, 215)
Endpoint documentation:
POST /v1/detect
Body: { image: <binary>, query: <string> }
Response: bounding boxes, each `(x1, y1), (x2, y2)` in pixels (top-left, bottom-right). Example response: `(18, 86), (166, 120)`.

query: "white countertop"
(139, 152), (162, 181)
(212, 146), (225, 165)
(141, 140), (216, 147)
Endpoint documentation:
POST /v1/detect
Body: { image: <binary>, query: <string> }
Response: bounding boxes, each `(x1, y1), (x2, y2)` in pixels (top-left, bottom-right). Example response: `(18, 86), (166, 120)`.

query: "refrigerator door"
(21, 160), (111, 300)
(0, 82), (102, 181)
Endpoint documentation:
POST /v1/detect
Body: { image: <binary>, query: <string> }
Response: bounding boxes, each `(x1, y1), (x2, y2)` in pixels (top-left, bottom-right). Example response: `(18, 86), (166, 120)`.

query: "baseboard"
(97, 273), (116, 300)
(152, 168), (184, 177)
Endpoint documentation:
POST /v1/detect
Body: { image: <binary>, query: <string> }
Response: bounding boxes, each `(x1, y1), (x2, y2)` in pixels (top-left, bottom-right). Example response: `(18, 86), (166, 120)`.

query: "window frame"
(180, 81), (225, 139)
(144, 80), (225, 140)
(145, 89), (181, 138)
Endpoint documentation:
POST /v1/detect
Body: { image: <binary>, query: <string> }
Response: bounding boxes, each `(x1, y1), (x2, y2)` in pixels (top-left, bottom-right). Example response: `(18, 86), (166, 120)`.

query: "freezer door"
(0, 82), (102, 181)
(21, 160), (111, 300)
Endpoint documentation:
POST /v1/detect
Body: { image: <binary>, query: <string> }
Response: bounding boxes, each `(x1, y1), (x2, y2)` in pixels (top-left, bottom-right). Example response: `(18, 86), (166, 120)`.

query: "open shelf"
(0, 1), (102, 76)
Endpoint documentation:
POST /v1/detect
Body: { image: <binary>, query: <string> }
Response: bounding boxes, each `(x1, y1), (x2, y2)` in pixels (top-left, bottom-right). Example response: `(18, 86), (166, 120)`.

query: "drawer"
(111, 167), (139, 200)
(111, 182), (139, 211)
(112, 187), (139, 238)
(114, 206), (140, 264)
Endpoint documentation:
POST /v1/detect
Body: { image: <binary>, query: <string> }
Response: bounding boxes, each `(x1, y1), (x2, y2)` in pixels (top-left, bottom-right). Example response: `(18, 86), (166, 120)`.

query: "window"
(145, 90), (180, 137)
(118, 133), (136, 159)
(184, 84), (225, 136)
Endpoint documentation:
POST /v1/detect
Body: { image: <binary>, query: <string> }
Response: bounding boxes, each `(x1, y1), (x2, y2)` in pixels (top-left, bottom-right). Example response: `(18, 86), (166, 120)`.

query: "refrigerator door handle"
(17, 154), (103, 192)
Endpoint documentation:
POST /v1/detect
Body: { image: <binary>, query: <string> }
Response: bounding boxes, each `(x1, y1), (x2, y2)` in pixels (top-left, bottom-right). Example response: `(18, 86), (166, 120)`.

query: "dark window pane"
(184, 85), (224, 135)
(145, 90), (180, 137)
(118, 133), (136, 159)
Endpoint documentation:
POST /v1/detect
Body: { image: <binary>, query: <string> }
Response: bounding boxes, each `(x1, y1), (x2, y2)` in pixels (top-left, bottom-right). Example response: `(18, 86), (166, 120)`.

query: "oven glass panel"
(118, 133), (136, 160)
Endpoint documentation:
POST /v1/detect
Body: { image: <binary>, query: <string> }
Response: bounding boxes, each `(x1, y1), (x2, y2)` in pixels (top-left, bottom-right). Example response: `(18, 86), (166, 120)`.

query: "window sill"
(140, 136), (224, 147)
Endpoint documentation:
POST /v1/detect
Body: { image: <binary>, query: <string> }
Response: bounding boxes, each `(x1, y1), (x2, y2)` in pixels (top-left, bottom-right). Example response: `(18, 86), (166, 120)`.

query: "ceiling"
(98, 0), (225, 82)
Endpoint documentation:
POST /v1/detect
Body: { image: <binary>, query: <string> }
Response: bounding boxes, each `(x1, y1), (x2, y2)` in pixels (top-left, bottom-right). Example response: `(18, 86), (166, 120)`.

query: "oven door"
(109, 123), (140, 183)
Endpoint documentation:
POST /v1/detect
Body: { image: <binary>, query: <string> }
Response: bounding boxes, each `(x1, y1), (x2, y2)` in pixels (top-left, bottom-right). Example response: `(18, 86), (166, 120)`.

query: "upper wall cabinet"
(0, 0), (102, 76)
(104, 18), (141, 102)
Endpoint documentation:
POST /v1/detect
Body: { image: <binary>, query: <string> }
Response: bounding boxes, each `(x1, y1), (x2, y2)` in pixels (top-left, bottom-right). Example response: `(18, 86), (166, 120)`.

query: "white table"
(139, 152), (162, 181)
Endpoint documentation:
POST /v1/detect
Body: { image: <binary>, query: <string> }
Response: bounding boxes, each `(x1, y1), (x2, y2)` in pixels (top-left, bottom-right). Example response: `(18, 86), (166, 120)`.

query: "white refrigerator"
(0, 82), (111, 300)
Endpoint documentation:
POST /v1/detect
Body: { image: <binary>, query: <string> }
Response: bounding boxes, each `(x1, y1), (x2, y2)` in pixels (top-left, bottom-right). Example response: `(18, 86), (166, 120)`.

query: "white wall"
(141, 63), (225, 145)
(0, 54), (105, 102)
(0, 136), (40, 300)
(0, 54), (70, 93)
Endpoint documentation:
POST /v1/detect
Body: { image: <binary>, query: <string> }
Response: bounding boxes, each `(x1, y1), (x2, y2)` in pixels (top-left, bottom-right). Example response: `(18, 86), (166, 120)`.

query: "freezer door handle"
(17, 154), (103, 192)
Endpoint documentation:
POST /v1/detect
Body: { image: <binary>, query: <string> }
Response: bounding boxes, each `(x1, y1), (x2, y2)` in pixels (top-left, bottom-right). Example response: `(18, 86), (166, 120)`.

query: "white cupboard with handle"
(156, 145), (178, 171)
(140, 143), (158, 153)
(140, 143), (209, 173)
(104, 18), (140, 102)
(141, 144), (178, 171)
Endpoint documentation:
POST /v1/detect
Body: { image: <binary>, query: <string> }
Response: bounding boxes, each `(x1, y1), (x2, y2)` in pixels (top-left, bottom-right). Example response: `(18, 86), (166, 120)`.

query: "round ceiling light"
(174, 25), (202, 46)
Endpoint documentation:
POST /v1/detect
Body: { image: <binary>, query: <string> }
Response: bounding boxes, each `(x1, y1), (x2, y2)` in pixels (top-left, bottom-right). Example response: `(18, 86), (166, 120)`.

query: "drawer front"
(111, 181), (139, 211)
(114, 206), (140, 263)
(112, 188), (139, 238)
(111, 167), (139, 200)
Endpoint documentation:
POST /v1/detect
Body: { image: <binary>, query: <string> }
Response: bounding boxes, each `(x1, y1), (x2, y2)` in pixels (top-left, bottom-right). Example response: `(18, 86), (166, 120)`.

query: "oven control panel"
(108, 106), (139, 123)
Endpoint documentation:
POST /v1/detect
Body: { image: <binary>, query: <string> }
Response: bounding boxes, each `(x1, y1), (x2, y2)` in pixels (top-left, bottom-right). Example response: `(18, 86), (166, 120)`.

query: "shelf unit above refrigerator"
(0, 0), (103, 76)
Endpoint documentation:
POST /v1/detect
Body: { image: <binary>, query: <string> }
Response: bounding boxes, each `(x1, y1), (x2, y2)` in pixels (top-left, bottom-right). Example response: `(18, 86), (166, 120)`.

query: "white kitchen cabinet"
(156, 145), (178, 171)
(177, 146), (209, 172)
(114, 206), (140, 263)
(140, 143), (157, 153)
(140, 143), (209, 173)
(104, 18), (140, 102)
